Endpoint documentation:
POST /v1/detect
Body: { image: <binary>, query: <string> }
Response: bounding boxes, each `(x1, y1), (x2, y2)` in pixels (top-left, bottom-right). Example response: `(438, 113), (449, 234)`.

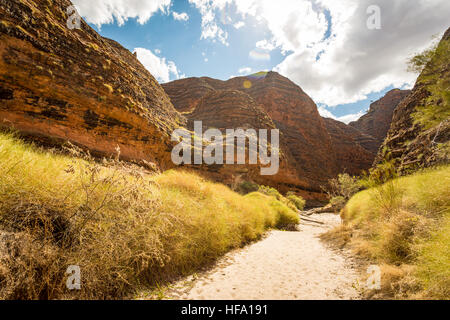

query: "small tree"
(325, 173), (360, 201)
(407, 42), (438, 74)
(322, 173), (361, 211)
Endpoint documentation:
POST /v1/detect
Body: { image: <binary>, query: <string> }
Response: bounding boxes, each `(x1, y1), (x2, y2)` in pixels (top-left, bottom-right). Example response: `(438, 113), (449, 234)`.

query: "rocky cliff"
(180, 88), (306, 199)
(350, 89), (411, 153)
(374, 28), (450, 172)
(0, 0), (184, 169)
(323, 118), (377, 176)
(164, 73), (338, 196)
(163, 72), (381, 200)
(1, 0), (415, 204)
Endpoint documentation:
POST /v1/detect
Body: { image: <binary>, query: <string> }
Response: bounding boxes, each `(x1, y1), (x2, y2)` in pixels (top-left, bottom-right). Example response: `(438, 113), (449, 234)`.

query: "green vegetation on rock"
(409, 36), (450, 130)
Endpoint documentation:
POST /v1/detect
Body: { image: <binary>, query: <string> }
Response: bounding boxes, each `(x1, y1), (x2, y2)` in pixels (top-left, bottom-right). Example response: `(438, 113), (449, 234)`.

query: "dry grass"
(324, 166), (450, 299)
(0, 132), (299, 299)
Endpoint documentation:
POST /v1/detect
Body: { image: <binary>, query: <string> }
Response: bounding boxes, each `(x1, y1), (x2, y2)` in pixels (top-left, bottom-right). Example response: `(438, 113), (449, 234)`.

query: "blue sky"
(74, 0), (450, 123)
(90, 2), (286, 81)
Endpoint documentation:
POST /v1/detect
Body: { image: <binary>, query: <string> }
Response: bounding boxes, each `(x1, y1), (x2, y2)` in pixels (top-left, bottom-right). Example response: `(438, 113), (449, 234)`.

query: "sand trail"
(165, 213), (360, 300)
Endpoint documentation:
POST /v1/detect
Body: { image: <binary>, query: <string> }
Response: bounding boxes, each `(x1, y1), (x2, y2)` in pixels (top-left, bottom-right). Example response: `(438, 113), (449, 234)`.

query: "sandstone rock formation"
(2, 0), (418, 205)
(188, 90), (275, 131)
(164, 72), (382, 203)
(323, 118), (377, 176)
(374, 28), (450, 173)
(350, 89), (411, 153)
(164, 73), (338, 199)
(0, 0), (185, 169)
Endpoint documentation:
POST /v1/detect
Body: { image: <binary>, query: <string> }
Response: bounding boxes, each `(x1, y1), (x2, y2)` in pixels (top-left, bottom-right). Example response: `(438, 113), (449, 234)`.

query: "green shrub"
(286, 193), (306, 211)
(324, 173), (360, 207)
(268, 199), (299, 230)
(330, 196), (346, 212)
(236, 181), (260, 195)
(257, 186), (304, 213)
(359, 158), (398, 188)
(244, 192), (299, 228)
(258, 185), (282, 200)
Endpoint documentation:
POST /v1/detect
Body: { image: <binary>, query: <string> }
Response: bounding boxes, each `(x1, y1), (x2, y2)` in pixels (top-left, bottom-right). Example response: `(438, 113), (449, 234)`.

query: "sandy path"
(165, 213), (360, 300)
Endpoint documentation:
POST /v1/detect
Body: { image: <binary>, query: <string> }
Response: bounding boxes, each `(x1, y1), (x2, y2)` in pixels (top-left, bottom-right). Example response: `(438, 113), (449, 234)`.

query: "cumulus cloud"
(318, 106), (336, 119)
(238, 67), (252, 74)
(188, 0), (229, 46)
(336, 112), (366, 124)
(190, 0), (450, 107)
(72, 0), (171, 26)
(272, 0), (449, 106)
(318, 106), (364, 124)
(173, 11), (189, 21)
(133, 48), (181, 83)
(249, 48), (271, 61)
(233, 21), (245, 29)
(256, 39), (277, 51)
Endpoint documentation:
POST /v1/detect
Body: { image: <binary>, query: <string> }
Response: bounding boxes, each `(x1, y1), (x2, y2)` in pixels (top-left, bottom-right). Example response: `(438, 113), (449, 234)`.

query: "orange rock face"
(349, 89), (411, 153)
(164, 74), (335, 194)
(0, 0), (184, 169)
(188, 90), (275, 131)
(323, 118), (376, 176)
(164, 72), (377, 202)
(2, 0), (409, 205)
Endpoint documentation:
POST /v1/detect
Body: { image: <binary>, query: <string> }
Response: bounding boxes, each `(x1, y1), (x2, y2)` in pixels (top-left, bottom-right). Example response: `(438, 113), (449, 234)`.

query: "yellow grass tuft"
(327, 165), (450, 299)
(0, 132), (298, 299)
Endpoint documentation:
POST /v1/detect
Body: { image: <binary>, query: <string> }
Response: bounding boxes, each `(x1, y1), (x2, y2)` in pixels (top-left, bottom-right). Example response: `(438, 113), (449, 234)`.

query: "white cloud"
(72, 0), (171, 27)
(337, 112), (365, 124)
(173, 11), (189, 21)
(133, 48), (181, 83)
(318, 106), (336, 119)
(318, 106), (365, 124)
(233, 21), (245, 29)
(76, 0), (449, 108)
(272, 0), (450, 106)
(256, 39), (277, 51)
(249, 48), (271, 61)
(190, 0), (450, 107)
(231, 0), (328, 53)
(188, 0), (229, 46)
(238, 67), (252, 74)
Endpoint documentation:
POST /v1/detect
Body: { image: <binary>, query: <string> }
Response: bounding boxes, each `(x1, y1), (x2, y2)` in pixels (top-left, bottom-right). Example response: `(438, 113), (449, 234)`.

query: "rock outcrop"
(162, 77), (222, 113)
(350, 89), (411, 153)
(374, 28), (450, 173)
(3, 0), (422, 204)
(323, 118), (377, 176)
(164, 72), (379, 202)
(0, 0), (185, 169)
(188, 90), (275, 131)
(164, 73), (337, 196)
